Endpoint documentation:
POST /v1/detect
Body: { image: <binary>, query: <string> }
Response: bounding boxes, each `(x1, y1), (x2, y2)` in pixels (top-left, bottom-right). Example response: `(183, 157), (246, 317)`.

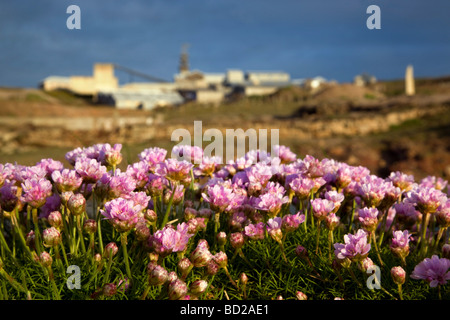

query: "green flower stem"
(96, 213), (104, 256)
(103, 253), (114, 285)
(223, 266), (238, 289)
(60, 242), (69, 268)
(10, 213), (33, 261)
(328, 230), (334, 261)
(432, 227), (446, 255)
(371, 231), (384, 267)
(398, 284), (403, 300)
(348, 198), (356, 233)
(31, 208), (42, 255)
(76, 216), (86, 254)
(419, 212), (431, 257)
(315, 220), (321, 255)
(140, 284), (152, 300)
(347, 266), (362, 287)
(309, 192), (315, 228)
(160, 184), (176, 229)
(45, 266), (61, 300)
(120, 232), (133, 284)
(278, 241), (288, 263)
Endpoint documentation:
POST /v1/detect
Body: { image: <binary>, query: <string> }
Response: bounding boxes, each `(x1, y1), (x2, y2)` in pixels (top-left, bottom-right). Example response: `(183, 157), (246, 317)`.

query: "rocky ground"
(0, 77), (449, 182)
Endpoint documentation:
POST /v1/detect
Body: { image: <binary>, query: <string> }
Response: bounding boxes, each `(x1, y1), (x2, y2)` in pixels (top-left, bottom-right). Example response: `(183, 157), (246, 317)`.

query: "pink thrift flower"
(150, 223), (193, 256)
(334, 229), (371, 262)
(202, 184), (235, 213)
(108, 169), (137, 199)
(281, 212), (305, 232)
(51, 169), (83, 192)
(126, 161), (150, 189)
(357, 207), (379, 232)
(287, 175), (315, 199)
(74, 158), (107, 183)
(325, 190), (345, 213)
(155, 158), (193, 182)
(390, 230), (411, 260)
(356, 175), (388, 208)
(272, 145), (297, 164)
(387, 171), (415, 192)
(138, 147), (167, 169)
(311, 198), (335, 221)
(394, 202), (421, 226)
(405, 186), (447, 215)
(244, 222), (265, 240)
(411, 255), (450, 287)
(21, 178), (53, 208)
(36, 158), (64, 177)
(436, 200), (450, 228)
(171, 145), (203, 164)
(100, 198), (142, 232)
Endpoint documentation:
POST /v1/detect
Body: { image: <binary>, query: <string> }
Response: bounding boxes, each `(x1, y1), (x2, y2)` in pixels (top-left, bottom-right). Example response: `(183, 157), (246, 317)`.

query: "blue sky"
(1, 0), (449, 87)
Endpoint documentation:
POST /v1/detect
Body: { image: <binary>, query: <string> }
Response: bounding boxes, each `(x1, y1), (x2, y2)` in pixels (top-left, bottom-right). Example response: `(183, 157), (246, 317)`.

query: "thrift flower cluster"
(0, 142), (449, 300)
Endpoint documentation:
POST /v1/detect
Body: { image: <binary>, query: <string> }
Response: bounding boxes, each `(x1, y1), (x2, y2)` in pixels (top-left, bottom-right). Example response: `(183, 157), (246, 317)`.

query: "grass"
(0, 195), (447, 301)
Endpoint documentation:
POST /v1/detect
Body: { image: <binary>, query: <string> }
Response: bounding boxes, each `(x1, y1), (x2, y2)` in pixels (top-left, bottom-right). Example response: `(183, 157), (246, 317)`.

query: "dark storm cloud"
(0, 0), (449, 87)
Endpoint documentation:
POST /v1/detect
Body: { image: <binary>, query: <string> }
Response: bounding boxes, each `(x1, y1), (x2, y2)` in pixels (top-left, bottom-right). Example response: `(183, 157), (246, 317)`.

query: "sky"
(0, 0), (449, 87)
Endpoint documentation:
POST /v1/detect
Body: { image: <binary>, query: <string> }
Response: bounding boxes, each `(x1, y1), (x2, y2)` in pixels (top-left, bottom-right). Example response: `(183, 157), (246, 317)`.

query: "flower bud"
(42, 227), (62, 248)
(276, 295), (284, 300)
(118, 278), (130, 293)
(190, 245), (213, 268)
(391, 266), (406, 285)
(338, 257), (352, 269)
(144, 209), (157, 224)
(184, 207), (198, 221)
(135, 222), (150, 241)
(198, 208), (212, 220)
(230, 232), (245, 249)
(60, 191), (74, 206)
(148, 265), (168, 286)
(39, 251), (53, 267)
(213, 251), (228, 269)
(104, 242), (118, 259)
(102, 283), (117, 297)
(168, 279), (188, 300)
(26, 230), (35, 250)
(83, 219), (97, 234)
(94, 253), (102, 264)
(67, 193), (86, 216)
(205, 261), (219, 276)
(268, 228), (283, 244)
(104, 146), (123, 168)
(148, 252), (159, 263)
(240, 273), (248, 286)
(295, 245), (309, 260)
(361, 257), (374, 272)
(178, 258), (193, 280)
(296, 291), (308, 300)
(167, 271), (178, 284)
(442, 244), (450, 259)
(325, 213), (340, 231)
(216, 232), (227, 247)
(48, 211), (63, 230)
(189, 279), (208, 296)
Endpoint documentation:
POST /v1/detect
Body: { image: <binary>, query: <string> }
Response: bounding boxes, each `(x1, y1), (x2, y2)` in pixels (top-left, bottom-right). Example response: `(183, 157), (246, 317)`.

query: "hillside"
(0, 77), (449, 181)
